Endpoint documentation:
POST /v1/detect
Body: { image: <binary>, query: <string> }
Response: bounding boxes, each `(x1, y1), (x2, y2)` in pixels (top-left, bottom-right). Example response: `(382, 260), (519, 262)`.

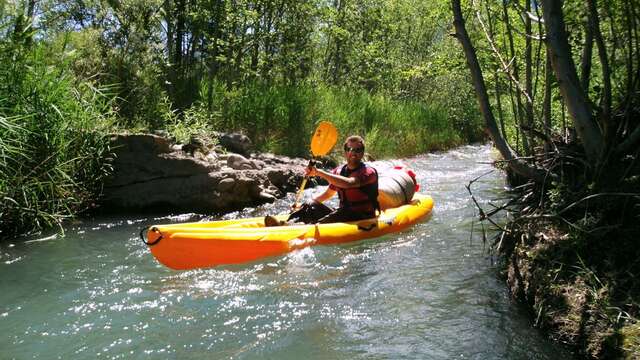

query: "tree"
(451, 0), (640, 186)
(451, 0), (547, 182)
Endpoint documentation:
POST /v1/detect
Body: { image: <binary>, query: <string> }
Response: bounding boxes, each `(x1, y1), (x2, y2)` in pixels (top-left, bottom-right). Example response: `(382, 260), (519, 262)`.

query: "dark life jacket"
(334, 163), (380, 215)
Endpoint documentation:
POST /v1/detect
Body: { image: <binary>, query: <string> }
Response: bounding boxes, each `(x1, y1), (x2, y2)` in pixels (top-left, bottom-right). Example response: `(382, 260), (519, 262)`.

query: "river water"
(0, 144), (571, 359)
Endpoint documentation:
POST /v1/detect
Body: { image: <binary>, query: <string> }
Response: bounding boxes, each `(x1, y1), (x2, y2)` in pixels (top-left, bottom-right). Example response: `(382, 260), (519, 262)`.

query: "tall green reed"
(0, 42), (114, 239)
(196, 79), (315, 157)
(310, 86), (465, 158)
(190, 80), (476, 159)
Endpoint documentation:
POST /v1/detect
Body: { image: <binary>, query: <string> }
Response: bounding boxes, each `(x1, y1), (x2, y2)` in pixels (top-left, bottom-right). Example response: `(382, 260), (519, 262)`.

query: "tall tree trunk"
(586, 0), (612, 143)
(451, 0), (547, 182)
(540, 0), (604, 165)
(206, 0), (225, 112)
(543, 48), (553, 155)
(623, 0), (636, 112)
(174, 0), (186, 67)
(250, 0), (261, 75)
(165, 0), (176, 104)
(502, 1), (529, 154)
(580, 13), (594, 92)
(261, 0), (275, 81)
(484, 0), (507, 142)
(524, 0), (534, 155)
(226, 0), (239, 88)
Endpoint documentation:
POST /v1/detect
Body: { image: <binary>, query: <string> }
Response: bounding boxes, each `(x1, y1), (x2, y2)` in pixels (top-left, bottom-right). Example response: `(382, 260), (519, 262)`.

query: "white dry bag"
(377, 166), (419, 210)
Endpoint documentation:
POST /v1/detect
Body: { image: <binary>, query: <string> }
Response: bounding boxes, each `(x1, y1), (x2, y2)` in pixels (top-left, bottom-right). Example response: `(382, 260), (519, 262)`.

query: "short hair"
(343, 135), (365, 150)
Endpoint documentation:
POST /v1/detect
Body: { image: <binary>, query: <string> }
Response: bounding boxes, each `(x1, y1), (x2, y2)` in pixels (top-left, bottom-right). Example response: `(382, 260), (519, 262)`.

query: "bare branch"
(473, 0), (534, 106)
(557, 192), (640, 216)
(452, 0), (550, 182)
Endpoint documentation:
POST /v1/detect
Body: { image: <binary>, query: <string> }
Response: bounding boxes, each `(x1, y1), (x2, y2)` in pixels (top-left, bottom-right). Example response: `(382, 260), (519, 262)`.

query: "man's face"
(344, 141), (364, 164)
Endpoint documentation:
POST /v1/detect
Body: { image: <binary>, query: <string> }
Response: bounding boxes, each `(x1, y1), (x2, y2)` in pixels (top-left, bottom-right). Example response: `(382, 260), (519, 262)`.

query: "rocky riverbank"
(100, 133), (322, 213)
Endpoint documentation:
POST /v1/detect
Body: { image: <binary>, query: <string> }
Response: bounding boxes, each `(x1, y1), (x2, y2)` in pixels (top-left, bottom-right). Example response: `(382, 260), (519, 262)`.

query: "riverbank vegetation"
(451, 0), (640, 358)
(0, 42), (115, 239)
(1, 1), (482, 239)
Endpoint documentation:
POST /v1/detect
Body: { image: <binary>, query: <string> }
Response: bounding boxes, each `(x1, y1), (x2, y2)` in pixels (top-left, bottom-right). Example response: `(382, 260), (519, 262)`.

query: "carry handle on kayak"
(140, 226), (163, 246)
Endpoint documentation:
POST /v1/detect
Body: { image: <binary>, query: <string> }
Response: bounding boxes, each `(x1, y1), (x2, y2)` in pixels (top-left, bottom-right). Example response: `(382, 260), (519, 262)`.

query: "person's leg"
(317, 208), (374, 223)
(264, 215), (285, 227)
(287, 202), (333, 224)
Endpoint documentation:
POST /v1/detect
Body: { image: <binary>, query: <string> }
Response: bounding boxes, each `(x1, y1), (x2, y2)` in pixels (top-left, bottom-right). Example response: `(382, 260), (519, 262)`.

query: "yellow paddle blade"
(310, 121), (338, 157)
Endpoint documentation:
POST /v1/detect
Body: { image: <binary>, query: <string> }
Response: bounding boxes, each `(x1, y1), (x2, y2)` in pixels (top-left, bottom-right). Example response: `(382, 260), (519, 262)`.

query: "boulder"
(218, 132), (252, 155)
(226, 153), (259, 170)
(100, 133), (309, 212)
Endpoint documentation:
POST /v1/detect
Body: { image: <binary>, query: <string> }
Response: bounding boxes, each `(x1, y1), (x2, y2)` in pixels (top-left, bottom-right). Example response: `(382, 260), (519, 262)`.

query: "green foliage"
(313, 86), (465, 157)
(0, 41), (114, 238)
(43, 1), (170, 128)
(183, 80), (474, 158)
(166, 103), (216, 145)
(26, 0), (478, 126)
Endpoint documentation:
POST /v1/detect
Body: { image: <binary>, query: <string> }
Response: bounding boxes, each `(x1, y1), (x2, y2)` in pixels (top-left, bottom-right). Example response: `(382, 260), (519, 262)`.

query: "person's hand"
(290, 198), (317, 211)
(305, 164), (318, 177)
(305, 198), (318, 206)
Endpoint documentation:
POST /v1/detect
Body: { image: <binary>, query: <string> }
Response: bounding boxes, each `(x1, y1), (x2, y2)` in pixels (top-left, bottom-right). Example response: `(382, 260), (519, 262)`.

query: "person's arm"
(306, 165), (362, 188)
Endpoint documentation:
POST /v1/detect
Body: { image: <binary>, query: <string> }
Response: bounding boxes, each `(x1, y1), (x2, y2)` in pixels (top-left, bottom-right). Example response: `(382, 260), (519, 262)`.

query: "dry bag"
(377, 165), (419, 210)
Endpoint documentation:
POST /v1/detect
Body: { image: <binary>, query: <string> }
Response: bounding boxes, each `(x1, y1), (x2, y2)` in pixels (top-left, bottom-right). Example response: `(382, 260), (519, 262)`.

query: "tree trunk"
(540, 0), (604, 165)
(623, 0), (636, 114)
(174, 0), (186, 68)
(451, 0), (548, 182)
(543, 48), (553, 155)
(586, 0), (612, 144)
(206, 0), (225, 112)
(524, 0), (534, 155)
(483, 0), (508, 142)
(580, 13), (594, 92)
(250, 1), (261, 75)
(502, 1), (529, 154)
(165, 0), (176, 103)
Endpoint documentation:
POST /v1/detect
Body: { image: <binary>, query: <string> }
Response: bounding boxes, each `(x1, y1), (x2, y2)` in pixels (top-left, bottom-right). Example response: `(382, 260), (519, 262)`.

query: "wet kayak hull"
(144, 194), (434, 270)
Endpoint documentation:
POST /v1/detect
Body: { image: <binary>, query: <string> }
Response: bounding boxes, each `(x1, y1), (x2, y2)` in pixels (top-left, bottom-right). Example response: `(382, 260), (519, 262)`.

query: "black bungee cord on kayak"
(140, 226), (163, 246)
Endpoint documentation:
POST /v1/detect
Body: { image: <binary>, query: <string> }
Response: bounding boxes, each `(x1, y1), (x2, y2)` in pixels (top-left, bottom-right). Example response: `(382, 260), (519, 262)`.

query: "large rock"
(101, 133), (309, 212)
(225, 153), (261, 170)
(218, 132), (252, 155)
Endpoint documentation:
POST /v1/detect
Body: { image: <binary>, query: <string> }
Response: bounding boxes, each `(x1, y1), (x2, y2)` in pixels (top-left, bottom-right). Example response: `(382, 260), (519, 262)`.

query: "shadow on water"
(0, 144), (573, 359)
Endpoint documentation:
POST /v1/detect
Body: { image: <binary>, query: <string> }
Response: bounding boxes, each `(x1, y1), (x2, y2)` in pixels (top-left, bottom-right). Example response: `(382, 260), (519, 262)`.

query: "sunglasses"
(344, 146), (364, 154)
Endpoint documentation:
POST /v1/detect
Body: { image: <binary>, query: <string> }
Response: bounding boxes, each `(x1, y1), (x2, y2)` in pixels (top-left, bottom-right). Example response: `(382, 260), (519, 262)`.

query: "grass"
(186, 80), (482, 159)
(0, 42), (114, 239)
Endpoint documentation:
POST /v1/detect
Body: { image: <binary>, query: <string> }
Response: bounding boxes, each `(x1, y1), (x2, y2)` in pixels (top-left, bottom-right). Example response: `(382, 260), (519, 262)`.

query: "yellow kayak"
(141, 193), (434, 270)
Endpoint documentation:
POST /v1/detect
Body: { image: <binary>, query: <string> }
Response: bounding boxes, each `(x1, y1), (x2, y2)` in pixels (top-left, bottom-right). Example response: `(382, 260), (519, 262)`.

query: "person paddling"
(265, 135), (379, 225)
